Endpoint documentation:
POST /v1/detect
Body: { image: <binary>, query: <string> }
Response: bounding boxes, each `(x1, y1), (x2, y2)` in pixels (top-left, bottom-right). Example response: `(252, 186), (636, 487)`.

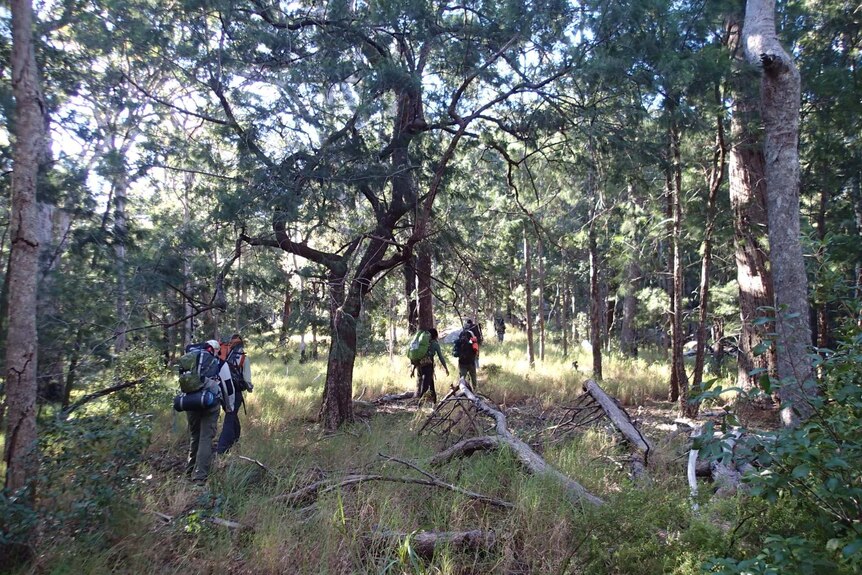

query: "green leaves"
(702, 331), (862, 573)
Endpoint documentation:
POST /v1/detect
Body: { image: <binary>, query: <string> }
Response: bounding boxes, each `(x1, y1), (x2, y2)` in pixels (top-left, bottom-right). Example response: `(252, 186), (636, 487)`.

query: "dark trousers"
(459, 362), (477, 389)
(416, 363), (437, 402)
(186, 406), (220, 481)
(216, 391), (243, 454)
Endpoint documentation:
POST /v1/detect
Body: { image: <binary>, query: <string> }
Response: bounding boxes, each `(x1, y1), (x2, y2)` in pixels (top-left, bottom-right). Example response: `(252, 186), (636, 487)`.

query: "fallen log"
(374, 390), (417, 404)
(686, 424), (754, 506)
(367, 529), (496, 559)
(582, 379), (652, 481)
(455, 380), (604, 507)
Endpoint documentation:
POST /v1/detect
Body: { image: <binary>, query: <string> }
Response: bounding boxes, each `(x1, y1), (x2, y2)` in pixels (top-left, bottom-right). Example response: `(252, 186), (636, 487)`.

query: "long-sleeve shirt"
(428, 340), (449, 372)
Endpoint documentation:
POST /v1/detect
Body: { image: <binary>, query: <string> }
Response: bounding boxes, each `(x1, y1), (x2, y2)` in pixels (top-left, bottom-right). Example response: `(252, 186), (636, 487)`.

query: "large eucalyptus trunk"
(4, 0), (44, 541)
(743, 0), (816, 425)
(730, 71), (776, 395)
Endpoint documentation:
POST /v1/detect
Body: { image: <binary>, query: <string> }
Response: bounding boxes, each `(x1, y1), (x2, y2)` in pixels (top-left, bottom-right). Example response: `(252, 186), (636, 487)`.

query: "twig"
(208, 516), (252, 531)
(237, 455), (280, 479)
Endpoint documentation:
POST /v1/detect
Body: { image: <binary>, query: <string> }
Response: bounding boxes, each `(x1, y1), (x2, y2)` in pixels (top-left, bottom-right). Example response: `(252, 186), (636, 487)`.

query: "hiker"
(455, 328), (479, 390)
(186, 340), (235, 483)
(216, 333), (253, 454)
(464, 318), (483, 368)
(414, 328), (449, 403)
(494, 316), (506, 342)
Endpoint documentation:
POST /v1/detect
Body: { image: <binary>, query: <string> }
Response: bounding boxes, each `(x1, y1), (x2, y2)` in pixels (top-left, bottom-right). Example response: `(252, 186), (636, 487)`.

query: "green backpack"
(406, 330), (431, 364)
(177, 349), (222, 393)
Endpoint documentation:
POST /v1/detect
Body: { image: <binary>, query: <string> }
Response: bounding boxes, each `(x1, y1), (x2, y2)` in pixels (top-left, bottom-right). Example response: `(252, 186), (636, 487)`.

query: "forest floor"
(21, 345), (791, 575)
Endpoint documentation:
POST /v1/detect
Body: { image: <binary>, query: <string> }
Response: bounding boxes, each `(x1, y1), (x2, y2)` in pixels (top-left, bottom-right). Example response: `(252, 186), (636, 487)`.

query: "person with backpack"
(494, 315), (506, 342)
(183, 339), (236, 484)
(464, 318), (483, 368)
(216, 333), (253, 454)
(454, 328), (479, 390)
(413, 328), (449, 404)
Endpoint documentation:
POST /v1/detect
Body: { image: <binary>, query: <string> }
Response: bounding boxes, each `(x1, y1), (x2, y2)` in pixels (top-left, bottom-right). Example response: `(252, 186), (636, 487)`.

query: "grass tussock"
(13, 338), (745, 574)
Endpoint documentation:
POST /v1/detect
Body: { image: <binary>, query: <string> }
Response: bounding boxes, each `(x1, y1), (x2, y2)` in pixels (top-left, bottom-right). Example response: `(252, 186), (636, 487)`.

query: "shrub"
(701, 332), (862, 574)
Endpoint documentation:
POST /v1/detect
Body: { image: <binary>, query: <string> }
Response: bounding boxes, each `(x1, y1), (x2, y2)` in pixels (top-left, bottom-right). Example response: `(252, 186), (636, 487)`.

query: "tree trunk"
(853, 169), (862, 308)
(417, 244), (433, 329)
(523, 226), (535, 368)
(692, 86), (728, 400)
(403, 254), (418, 335)
(729, 54), (777, 396)
(4, 0), (44, 527)
(588, 219), (603, 380)
(113, 167), (129, 352)
(813, 187), (831, 349)
(667, 108), (690, 414)
(561, 280), (569, 357)
(743, 0), (816, 425)
(279, 282), (292, 346)
(182, 174), (195, 348)
(319, 273), (357, 430)
(36, 202), (71, 403)
(620, 259), (640, 357)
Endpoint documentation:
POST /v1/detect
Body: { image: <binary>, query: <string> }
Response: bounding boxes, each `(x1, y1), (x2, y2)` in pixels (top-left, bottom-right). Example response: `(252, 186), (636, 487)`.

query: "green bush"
(38, 413), (153, 539)
(105, 345), (173, 414)
(701, 332), (862, 574)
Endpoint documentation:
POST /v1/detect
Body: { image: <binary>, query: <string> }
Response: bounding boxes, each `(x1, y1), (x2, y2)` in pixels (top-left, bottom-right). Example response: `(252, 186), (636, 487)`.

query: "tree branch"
(61, 378), (148, 419)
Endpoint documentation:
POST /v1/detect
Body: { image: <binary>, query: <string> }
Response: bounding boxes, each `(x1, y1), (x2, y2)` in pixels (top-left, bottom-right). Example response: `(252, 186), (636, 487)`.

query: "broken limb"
(582, 379), (653, 481)
(454, 381), (604, 507)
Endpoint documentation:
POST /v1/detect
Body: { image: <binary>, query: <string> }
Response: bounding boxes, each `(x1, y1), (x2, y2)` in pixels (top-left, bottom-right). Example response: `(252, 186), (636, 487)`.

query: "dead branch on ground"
(429, 436), (504, 467)
(366, 529), (497, 558)
(435, 380), (604, 507)
(582, 379), (653, 482)
(275, 469), (513, 509)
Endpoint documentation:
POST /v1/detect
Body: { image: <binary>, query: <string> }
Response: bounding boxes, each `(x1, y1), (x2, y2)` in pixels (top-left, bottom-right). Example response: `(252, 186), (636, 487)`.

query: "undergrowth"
(5, 334), (836, 575)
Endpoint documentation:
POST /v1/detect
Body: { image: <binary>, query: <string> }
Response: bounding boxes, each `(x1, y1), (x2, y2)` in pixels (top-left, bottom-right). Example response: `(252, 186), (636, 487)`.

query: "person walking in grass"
(416, 328), (449, 404)
(464, 318), (483, 368)
(186, 340), (235, 483)
(216, 333), (253, 454)
(455, 328), (479, 390)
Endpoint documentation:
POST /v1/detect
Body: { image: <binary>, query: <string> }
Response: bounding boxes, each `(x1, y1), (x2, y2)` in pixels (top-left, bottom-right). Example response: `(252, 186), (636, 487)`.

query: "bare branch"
(61, 378), (148, 419)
